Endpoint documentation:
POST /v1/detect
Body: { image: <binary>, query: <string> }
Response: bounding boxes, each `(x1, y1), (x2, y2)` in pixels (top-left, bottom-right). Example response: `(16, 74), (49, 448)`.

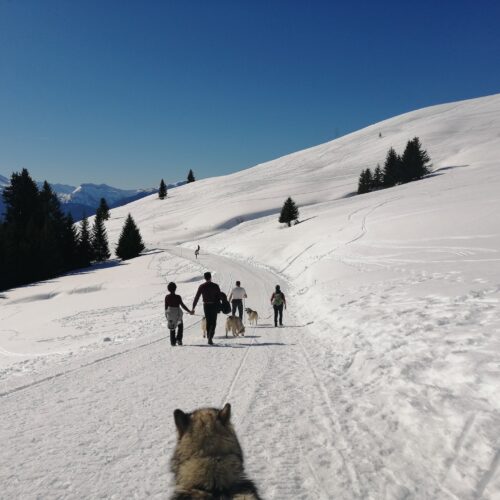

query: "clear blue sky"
(0, 0), (499, 188)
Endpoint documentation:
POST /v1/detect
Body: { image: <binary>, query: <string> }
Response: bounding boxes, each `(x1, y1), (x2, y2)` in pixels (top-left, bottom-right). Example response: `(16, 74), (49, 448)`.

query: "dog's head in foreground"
(170, 403), (262, 499)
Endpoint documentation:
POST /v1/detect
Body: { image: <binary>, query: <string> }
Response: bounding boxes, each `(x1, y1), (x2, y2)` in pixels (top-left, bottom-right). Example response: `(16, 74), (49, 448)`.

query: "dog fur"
(201, 317), (207, 338)
(170, 403), (262, 500)
(225, 316), (245, 337)
(245, 308), (259, 326)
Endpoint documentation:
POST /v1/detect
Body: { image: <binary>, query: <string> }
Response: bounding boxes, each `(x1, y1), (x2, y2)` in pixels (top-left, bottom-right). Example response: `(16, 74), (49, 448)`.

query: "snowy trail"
(0, 248), (356, 499)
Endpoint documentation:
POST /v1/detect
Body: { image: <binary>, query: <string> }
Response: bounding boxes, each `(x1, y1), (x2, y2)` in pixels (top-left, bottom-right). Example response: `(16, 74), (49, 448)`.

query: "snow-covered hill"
(1, 94), (499, 499)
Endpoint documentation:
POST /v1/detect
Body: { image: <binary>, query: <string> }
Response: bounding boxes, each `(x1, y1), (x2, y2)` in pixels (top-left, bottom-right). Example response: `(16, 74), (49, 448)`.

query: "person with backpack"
(228, 280), (247, 321)
(192, 271), (221, 345)
(165, 282), (193, 346)
(270, 285), (287, 327)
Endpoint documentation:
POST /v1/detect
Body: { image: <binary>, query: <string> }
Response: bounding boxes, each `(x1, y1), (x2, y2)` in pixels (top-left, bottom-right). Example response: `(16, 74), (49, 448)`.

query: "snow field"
(1, 93), (500, 498)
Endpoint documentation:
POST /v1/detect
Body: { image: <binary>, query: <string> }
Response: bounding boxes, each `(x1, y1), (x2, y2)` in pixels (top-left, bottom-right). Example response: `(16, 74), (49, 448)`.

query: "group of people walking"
(164, 272), (287, 346)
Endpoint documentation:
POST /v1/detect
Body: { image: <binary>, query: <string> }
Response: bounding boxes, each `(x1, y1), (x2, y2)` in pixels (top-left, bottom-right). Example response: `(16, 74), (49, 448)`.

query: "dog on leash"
(170, 403), (262, 500)
(201, 317), (207, 338)
(225, 315), (245, 337)
(245, 308), (259, 326)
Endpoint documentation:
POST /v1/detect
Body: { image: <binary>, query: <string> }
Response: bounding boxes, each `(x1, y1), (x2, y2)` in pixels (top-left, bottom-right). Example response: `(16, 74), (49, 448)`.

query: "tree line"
(358, 137), (431, 194)
(0, 169), (144, 292)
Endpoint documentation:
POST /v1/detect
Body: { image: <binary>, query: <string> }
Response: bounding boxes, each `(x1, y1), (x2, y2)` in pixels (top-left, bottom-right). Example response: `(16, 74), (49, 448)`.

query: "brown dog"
(170, 403), (262, 499)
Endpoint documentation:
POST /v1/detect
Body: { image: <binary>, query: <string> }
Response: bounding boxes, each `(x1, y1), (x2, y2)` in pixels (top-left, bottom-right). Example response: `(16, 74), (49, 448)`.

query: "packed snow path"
(2, 247), (500, 499)
(0, 249), (354, 499)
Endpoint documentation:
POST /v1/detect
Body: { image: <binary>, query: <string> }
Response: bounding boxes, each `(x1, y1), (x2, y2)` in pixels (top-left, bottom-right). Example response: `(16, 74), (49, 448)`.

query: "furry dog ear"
(174, 409), (190, 436)
(218, 403), (231, 425)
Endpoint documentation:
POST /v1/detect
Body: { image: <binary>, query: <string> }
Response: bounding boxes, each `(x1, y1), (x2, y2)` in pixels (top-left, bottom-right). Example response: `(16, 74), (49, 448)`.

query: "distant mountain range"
(0, 174), (185, 220)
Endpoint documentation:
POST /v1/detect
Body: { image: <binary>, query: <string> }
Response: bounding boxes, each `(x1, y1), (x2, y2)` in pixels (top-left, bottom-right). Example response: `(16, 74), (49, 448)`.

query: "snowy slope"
(1, 93), (500, 499)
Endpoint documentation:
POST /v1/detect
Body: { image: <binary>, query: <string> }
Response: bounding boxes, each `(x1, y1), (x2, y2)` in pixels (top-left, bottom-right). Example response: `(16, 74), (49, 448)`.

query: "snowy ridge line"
(0, 319), (203, 399)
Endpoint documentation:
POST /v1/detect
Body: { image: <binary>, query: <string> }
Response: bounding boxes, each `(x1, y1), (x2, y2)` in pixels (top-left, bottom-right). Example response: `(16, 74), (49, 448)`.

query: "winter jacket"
(193, 281), (221, 308)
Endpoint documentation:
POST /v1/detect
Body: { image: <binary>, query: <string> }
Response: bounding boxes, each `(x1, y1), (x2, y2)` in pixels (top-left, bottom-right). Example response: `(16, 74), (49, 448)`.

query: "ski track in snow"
(1, 249), (368, 499)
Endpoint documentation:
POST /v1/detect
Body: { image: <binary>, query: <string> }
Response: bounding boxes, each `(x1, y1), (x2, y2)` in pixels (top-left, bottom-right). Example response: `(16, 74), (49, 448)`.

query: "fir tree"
(187, 169), (195, 183)
(116, 214), (145, 260)
(96, 197), (110, 221)
(373, 164), (383, 189)
(400, 137), (431, 182)
(91, 214), (110, 262)
(383, 147), (402, 187)
(2, 169), (42, 287)
(61, 214), (79, 270)
(357, 168), (374, 194)
(279, 197), (299, 227)
(158, 179), (167, 199)
(77, 216), (94, 267)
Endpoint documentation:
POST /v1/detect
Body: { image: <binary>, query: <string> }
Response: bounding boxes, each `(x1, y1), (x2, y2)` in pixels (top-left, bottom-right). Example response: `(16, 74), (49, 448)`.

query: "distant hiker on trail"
(228, 281), (247, 321)
(271, 285), (286, 327)
(192, 272), (221, 345)
(195, 245), (200, 259)
(165, 282), (192, 346)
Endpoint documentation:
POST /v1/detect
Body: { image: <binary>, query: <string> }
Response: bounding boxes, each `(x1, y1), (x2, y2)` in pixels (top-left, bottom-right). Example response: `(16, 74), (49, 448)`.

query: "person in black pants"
(270, 285), (287, 327)
(229, 280), (247, 321)
(192, 272), (221, 345)
(165, 282), (192, 346)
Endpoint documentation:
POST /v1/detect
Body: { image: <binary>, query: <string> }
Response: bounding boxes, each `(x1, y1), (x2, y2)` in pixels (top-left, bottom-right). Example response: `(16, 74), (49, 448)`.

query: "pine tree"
(2, 169), (42, 287)
(116, 214), (145, 260)
(357, 170), (366, 194)
(96, 197), (110, 220)
(373, 164), (383, 189)
(77, 216), (94, 267)
(365, 168), (373, 191)
(158, 179), (167, 199)
(383, 147), (402, 187)
(400, 137), (431, 182)
(279, 197), (299, 227)
(357, 169), (373, 194)
(187, 169), (195, 183)
(91, 214), (110, 262)
(61, 214), (79, 270)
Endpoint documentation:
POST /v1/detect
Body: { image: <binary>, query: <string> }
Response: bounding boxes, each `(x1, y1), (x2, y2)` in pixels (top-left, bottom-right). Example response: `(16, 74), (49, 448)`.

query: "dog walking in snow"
(245, 308), (259, 326)
(170, 403), (262, 499)
(225, 315), (245, 337)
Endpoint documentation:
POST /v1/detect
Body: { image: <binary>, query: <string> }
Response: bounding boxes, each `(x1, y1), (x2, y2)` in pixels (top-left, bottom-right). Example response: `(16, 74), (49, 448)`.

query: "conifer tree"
(400, 137), (431, 182)
(96, 197), (110, 220)
(383, 147), (402, 187)
(373, 164), (383, 189)
(2, 169), (42, 287)
(187, 169), (195, 183)
(116, 214), (145, 260)
(279, 197), (299, 227)
(77, 216), (94, 267)
(91, 214), (110, 262)
(61, 214), (79, 270)
(158, 179), (167, 199)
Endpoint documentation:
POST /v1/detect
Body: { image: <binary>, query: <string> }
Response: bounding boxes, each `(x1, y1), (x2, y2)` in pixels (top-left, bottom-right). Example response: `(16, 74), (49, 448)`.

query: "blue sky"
(0, 0), (499, 188)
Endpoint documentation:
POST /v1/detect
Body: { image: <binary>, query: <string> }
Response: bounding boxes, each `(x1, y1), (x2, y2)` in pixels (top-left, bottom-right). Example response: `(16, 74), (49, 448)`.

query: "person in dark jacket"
(192, 272), (221, 345)
(270, 285), (287, 327)
(165, 282), (192, 346)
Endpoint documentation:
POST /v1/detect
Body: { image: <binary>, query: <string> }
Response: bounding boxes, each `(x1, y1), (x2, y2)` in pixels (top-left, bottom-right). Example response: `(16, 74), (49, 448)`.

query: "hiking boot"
(208, 339), (214, 345)
(177, 340), (183, 346)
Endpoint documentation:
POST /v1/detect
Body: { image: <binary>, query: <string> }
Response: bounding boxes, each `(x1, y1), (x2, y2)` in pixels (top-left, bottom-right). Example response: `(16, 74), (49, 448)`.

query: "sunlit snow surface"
(1, 94), (499, 499)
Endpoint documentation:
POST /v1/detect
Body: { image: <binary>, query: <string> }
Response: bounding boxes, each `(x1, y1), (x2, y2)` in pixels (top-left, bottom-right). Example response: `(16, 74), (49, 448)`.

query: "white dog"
(245, 308), (259, 326)
(225, 316), (245, 337)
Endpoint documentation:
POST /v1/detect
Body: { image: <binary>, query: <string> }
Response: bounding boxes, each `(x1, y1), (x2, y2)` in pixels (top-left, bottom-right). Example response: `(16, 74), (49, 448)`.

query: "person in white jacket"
(228, 281), (247, 320)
